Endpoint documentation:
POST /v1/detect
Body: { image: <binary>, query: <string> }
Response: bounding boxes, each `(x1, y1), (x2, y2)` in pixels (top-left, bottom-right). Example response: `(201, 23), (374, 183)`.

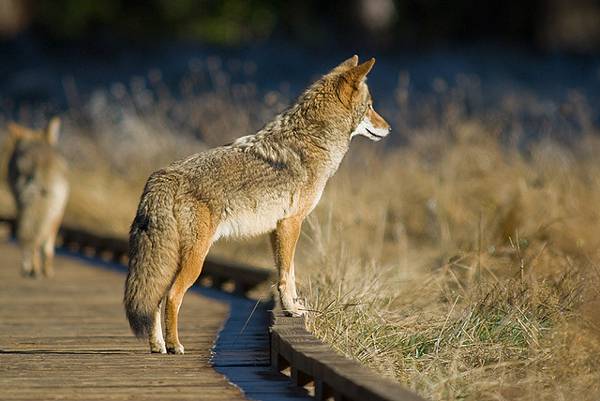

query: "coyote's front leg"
(271, 216), (305, 317)
(21, 242), (42, 278)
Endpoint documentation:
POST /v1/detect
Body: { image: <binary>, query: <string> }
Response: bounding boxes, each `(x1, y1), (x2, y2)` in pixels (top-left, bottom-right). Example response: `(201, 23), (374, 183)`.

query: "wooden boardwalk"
(0, 240), (247, 401)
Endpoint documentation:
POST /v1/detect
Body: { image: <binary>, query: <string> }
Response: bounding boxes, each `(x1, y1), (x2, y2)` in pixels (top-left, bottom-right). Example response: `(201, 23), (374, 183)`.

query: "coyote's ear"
(45, 117), (61, 145)
(7, 122), (27, 138)
(346, 58), (375, 83)
(337, 58), (376, 106)
(331, 55), (359, 74)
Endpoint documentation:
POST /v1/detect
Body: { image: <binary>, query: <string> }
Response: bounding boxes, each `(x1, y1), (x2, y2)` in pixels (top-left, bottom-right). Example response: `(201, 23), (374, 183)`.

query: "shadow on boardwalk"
(198, 286), (312, 400)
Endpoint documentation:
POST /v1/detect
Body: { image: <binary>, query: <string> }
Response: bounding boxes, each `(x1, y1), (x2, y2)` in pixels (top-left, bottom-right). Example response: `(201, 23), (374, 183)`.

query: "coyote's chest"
(212, 197), (289, 241)
(212, 181), (326, 242)
(213, 203), (284, 241)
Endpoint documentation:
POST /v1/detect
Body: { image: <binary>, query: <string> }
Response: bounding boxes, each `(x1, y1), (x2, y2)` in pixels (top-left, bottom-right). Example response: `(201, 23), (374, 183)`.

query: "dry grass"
(1, 61), (599, 400)
(301, 129), (600, 400)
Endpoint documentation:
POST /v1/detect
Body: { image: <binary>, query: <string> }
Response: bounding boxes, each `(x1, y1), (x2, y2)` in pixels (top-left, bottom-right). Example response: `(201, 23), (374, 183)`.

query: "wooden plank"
(0, 241), (247, 401)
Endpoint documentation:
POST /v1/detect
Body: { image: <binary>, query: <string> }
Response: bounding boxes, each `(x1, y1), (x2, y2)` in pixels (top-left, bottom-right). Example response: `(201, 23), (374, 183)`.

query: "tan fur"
(3, 118), (69, 278)
(271, 216), (303, 312)
(124, 56), (391, 354)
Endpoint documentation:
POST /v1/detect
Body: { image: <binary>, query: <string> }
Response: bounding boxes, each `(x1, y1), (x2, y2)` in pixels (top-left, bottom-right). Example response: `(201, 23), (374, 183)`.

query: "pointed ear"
(7, 122), (28, 139)
(346, 58), (375, 84)
(331, 55), (359, 74)
(336, 58), (376, 107)
(6, 121), (23, 138)
(45, 117), (61, 145)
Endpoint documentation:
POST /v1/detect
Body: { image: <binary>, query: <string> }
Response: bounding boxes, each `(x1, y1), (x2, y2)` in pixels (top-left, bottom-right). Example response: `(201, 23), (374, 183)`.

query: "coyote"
(3, 117), (69, 277)
(124, 56), (391, 354)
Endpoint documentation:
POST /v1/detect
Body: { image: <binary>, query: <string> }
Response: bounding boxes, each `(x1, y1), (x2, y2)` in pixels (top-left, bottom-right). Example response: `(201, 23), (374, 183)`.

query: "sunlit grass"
(301, 128), (600, 400)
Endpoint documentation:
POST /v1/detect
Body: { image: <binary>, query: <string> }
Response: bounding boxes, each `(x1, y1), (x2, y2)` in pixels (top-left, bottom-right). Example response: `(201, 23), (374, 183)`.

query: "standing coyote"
(124, 56), (391, 354)
(3, 118), (69, 277)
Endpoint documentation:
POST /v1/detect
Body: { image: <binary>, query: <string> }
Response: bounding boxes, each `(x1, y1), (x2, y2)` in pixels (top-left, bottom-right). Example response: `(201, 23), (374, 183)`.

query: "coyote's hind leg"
(164, 240), (210, 354)
(165, 208), (213, 355)
(149, 299), (166, 353)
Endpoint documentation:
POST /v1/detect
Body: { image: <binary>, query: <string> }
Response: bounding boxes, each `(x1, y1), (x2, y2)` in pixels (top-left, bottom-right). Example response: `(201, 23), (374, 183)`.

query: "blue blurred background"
(0, 0), (599, 143)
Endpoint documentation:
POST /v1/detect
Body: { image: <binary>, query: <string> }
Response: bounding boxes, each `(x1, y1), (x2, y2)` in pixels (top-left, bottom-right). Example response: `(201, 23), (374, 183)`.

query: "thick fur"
(3, 117), (69, 277)
(124, 55), (391, 353)
(124, 171), (181, 337)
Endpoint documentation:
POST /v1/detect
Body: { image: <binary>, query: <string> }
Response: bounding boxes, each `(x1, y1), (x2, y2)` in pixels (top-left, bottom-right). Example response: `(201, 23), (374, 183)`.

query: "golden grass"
(1, 66), (599, 400)
(300, 124), (600, 400)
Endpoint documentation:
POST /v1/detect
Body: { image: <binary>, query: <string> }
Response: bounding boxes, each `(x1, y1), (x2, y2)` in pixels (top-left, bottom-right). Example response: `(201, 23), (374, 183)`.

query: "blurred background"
(1, 0), (599, 122)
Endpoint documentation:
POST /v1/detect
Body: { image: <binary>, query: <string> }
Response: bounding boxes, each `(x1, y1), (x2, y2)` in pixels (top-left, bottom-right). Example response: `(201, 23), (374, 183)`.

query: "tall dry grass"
(1, 59), (599, 400)
(302, 127), (600, 400)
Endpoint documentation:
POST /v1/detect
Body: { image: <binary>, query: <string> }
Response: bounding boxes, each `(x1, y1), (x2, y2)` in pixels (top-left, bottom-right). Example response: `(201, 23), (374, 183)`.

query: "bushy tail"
(124, 173), (180, 338)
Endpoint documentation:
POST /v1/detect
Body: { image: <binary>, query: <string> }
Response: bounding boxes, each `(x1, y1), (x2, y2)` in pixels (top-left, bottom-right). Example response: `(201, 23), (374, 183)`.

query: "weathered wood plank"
(0, 241), (247, 401)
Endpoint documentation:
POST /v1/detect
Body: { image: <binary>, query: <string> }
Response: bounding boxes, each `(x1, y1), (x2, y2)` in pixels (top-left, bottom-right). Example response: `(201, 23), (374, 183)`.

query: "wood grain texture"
(0, 241), (247, 401)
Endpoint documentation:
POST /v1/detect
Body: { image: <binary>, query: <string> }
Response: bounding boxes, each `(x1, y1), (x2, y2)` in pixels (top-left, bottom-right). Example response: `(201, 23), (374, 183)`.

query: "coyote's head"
(5, 117), (61, 146)
(308, 55), (391, 142)
(1, 117), (62, 178)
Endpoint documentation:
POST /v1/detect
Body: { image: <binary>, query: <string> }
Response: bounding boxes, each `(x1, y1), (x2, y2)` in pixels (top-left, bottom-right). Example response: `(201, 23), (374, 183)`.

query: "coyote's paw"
(283, 307), (306, 318)
(166, 342), (185, 355)
(281, 297), (306, 317)
(43, 268), (55, 278)
(150, 340), (167, 354)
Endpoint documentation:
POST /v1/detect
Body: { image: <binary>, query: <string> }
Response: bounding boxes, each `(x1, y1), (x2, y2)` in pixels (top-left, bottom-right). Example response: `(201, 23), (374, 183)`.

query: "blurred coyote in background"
(124, 55), (391, 354)
(2, 118), (69, 278)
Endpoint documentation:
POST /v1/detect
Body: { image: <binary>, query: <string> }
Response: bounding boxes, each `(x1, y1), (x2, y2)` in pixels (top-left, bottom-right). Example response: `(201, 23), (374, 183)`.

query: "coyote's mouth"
(366, 128), (385, 139)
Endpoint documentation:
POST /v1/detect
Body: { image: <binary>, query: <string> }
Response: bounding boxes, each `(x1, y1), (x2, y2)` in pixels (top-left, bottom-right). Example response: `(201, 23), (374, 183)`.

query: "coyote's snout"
(3, 117), (69, 278)
(124, 55), (390, 354)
